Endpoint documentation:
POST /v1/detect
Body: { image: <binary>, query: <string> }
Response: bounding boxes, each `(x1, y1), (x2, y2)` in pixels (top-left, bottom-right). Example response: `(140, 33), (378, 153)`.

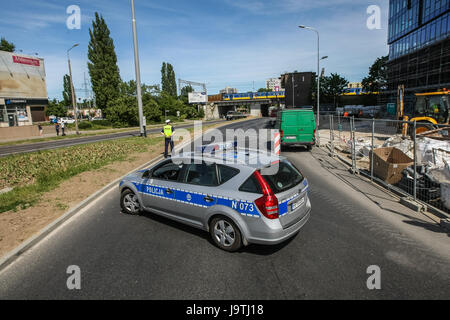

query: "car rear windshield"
(262, 161), (304, 193)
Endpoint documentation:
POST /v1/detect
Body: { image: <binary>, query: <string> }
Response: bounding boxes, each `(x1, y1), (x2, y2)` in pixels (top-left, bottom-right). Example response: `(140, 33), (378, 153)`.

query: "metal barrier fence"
(322, 114), (450, 215)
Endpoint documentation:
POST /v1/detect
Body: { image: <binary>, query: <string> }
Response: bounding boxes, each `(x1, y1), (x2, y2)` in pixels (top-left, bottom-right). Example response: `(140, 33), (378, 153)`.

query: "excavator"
(397, 84), (450, 136)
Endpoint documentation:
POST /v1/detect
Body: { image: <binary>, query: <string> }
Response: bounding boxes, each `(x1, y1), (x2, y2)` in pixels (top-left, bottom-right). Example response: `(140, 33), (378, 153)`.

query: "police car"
(119, 143), (311, 251)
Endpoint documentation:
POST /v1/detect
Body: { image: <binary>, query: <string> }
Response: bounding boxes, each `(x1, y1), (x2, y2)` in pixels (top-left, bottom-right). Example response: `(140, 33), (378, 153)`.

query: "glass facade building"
(386, 0), (450, 96)
(389, 0), (450, 60)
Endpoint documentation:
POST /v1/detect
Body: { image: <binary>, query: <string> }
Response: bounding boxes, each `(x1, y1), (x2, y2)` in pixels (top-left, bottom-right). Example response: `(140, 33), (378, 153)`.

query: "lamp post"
(67, 43), (79, 135)
(299, 25), (321, 143)
(131, 0), (145, 137)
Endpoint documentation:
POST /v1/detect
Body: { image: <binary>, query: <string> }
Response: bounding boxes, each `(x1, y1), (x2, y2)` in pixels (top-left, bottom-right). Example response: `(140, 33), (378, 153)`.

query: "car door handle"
(165, 188), (173, 195)
(204, 196), (214, 203)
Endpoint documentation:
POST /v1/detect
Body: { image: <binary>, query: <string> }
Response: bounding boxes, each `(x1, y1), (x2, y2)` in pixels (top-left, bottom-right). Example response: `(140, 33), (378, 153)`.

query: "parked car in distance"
(226, 111), (247, 121)
(119, 145), (311, 251)
(58, 117), (75, 124)
(275, 108), (316, 151)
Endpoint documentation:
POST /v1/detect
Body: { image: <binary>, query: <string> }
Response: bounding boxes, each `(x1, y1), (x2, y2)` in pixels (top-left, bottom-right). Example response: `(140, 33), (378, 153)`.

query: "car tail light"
(253, 171), (279, 219)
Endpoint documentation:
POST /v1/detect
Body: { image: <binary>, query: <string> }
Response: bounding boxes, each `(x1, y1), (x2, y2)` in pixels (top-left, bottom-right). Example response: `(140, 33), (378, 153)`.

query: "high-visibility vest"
(163, 125), (173, 138)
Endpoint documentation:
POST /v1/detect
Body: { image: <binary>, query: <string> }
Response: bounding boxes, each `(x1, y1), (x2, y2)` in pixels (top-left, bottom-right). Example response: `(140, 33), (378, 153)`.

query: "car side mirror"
(142, 170), (151, 179)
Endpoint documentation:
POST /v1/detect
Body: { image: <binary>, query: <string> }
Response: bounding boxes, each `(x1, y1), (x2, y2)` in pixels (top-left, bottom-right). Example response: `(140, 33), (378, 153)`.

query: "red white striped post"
(274, 131), (281, 155)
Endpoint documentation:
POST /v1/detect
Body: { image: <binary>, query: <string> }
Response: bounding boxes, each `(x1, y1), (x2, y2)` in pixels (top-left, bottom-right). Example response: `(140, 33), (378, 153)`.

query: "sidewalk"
(0, 119), (205, 144)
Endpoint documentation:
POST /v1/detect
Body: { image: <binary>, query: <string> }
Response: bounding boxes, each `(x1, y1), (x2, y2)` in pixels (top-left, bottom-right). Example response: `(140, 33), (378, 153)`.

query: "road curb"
(0, 119), (237, 272)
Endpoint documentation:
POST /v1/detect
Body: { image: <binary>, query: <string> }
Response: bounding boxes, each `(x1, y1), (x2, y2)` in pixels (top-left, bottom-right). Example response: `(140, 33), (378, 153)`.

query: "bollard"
(274, 131), (281, 156)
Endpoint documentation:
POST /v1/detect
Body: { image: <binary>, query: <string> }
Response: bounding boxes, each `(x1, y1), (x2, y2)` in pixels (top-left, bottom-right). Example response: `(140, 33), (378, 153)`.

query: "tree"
(321, 73), (349, 107)
(161, 62), (177, 98)
(166, 63), (177, 97)
(0, 37), (15, 52)
(62, 75), (73, 107)
(257, 88), (272, 92)
(179, 85), (193, 104)
(143, 96), (162, 123)
(46, 99), (67, 118)
(88, 12), (121, 112)
(362, 55), (388, 93)
(161, 62), (167, 94)
(105, 95), (138, 127)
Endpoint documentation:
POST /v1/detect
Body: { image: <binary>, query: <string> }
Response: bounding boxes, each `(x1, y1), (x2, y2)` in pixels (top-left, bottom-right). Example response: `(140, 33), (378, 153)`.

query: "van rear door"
(281, 111), (299, 142)
(297, 110), (315, 143)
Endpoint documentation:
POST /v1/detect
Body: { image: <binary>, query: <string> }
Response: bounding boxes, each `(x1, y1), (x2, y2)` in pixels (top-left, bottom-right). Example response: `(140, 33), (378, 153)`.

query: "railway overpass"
(202, 97), (284, 120)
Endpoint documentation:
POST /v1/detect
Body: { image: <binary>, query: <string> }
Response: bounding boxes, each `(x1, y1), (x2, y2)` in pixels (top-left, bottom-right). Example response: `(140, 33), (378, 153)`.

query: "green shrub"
(78, 122), (93, 129)
(92, 119), (112, 126)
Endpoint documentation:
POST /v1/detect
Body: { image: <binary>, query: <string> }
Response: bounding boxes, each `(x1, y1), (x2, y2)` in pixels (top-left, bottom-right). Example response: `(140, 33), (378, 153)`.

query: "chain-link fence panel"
(325, 115), (450, 216)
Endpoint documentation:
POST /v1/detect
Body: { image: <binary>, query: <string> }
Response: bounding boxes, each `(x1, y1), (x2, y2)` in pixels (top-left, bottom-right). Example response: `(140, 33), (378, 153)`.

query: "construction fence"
(320, 114), (450, 216)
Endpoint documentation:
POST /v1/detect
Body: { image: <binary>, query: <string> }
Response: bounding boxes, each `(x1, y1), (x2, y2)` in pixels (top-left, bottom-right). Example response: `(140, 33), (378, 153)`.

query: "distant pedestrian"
(55, 123), (60, 136)
(38, 124), (43, 136)
(161, 119), (175, 158)
(61, 121), (66, 136)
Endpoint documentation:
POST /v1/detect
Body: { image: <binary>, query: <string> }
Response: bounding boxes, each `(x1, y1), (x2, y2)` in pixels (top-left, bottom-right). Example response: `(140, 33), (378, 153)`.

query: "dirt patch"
(0, 142), (163, 257)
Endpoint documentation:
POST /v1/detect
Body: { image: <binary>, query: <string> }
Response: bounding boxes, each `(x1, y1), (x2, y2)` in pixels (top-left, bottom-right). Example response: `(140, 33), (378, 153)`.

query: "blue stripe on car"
(129, 179), (309, 218)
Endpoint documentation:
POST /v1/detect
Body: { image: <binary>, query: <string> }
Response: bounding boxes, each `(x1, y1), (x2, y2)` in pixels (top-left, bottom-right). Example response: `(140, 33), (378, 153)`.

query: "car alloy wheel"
(122, 191), (140, 214)
(213, 219), (235, 247)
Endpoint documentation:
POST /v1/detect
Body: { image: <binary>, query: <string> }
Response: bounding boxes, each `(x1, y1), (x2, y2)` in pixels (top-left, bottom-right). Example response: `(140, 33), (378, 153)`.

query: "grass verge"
(0, 136), (161, 213)
(0, 121), (225, 214)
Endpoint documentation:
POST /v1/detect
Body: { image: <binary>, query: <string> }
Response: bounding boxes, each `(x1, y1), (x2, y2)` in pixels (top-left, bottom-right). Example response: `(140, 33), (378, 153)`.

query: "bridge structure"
(201, 92), (285, 120)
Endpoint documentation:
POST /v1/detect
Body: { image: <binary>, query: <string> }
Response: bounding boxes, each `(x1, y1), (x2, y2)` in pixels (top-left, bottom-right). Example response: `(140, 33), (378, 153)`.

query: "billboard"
(188, 92), (207, 104)
(0, 51), (48, 99)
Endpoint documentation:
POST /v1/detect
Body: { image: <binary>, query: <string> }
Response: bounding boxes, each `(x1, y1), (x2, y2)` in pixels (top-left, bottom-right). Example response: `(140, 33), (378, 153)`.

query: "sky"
(0, 0), (389, 100)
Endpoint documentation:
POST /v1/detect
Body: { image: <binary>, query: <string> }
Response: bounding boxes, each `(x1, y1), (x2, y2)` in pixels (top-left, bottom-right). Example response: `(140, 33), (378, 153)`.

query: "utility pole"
(131, 0), (145, 137)
(299, 25), (323, 144)
(68, 44), (79, 135)
(292, 75), (295, 108)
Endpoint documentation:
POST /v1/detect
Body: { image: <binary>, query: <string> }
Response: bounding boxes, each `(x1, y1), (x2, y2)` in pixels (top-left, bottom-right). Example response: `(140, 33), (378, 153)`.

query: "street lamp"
(130, 0), (145, 137)
(299, 25), (321, 143)
(67, 43), (79, 135)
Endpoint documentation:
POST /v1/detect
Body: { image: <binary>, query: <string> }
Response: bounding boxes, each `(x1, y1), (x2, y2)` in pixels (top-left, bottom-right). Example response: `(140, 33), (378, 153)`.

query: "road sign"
(188, 92), (207, 104)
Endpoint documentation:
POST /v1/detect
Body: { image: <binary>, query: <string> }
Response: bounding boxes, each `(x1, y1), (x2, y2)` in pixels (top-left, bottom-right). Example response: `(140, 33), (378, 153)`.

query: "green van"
(275, 108), (316, 150)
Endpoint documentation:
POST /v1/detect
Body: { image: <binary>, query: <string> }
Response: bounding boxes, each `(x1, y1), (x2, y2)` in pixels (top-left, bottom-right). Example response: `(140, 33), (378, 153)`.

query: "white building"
(266, 77), (282, 91)
(0, 50), (48, 127)
(220, 86), (238, 94)
(348, 82), (363, 89)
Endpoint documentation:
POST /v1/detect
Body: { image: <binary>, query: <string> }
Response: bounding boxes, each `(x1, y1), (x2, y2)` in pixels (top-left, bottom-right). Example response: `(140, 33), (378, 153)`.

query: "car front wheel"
(209, 216), (242, 252)
(121, 190), (141, 215)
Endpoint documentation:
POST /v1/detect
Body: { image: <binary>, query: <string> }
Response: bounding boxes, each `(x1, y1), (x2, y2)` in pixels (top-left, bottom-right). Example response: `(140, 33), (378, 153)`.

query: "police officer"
(161, 119), (175, 158)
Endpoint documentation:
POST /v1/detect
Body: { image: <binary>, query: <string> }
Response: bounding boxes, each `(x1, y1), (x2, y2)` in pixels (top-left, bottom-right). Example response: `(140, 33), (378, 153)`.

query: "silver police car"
(119, 146), (311, 251)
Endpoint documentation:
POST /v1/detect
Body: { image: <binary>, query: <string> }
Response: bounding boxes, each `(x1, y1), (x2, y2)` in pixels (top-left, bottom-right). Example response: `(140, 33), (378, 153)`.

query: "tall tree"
(321, 73), (349, 107)
(0, 37), (15, 52)
(161, 62), (168, 94)
(362, 55), (388, 93)
(166, 63), (177, 97)
(62, 74), (72, 107)
(161, 62), (177, 98)
(87, 12), (121, 112)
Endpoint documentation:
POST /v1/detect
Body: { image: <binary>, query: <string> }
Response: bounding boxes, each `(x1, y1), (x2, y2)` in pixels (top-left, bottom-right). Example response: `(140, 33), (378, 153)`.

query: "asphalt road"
(0, 118), (449, 299)
(0, 119), (225, 158)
